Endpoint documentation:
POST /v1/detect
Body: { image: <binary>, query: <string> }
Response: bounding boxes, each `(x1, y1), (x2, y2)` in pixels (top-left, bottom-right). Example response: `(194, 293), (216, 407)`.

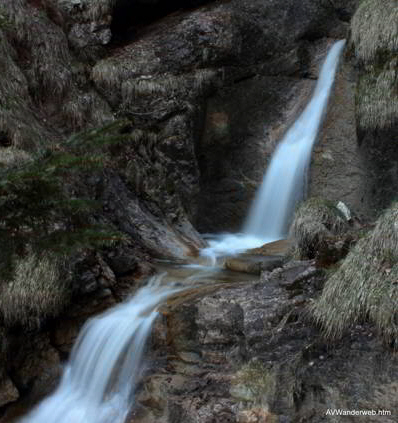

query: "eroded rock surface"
(134, 262), (398, 423)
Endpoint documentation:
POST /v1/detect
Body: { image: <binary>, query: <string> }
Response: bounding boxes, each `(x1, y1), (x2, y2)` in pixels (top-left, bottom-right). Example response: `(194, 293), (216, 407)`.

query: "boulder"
(225, 256), (283, 275)
(136, 260), (398, 423)
(0, 373), (19, 408)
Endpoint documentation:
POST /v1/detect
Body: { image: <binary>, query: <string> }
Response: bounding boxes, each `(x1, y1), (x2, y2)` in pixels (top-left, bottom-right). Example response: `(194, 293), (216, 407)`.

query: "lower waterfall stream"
(19, 40), (345, 423)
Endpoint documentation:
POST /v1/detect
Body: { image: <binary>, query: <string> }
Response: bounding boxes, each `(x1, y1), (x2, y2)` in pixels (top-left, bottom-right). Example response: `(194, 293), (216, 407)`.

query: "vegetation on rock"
(352, 0), (398, 131)
(0, 253), (69, 329)
(0, 0), (111, 147)
(290, 197), (347, 260)
(311, 203), (398, 347)
(0, 122), (128, 327)
(231, 360), (276, 407)
(352, 0), (398, 64)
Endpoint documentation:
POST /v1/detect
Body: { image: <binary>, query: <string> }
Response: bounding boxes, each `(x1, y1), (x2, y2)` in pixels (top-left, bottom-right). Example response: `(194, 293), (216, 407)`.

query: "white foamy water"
(17, 40), (346, 423)
(198, 41), (345, 262)
(20, 274), (181, 423)
(200, 233), (272, 265)
(244, 40), (346, 239)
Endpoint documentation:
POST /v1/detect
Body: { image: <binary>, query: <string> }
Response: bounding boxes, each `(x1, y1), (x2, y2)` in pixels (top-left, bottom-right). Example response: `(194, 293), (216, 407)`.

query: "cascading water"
(244, 40), (346, 239)
(19, 274), (181, 423)
(17, 40), (346, 423)
(202, 40), (346, 261)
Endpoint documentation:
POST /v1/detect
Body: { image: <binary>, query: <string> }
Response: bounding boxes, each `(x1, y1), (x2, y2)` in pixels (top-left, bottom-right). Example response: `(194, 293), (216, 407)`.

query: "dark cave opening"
(110, 0), (213, 42)
(0, 131), (12, 147)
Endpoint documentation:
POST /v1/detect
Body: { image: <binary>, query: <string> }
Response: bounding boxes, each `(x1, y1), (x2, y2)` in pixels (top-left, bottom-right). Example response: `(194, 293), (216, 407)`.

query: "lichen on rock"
(231, 360), (276, 407)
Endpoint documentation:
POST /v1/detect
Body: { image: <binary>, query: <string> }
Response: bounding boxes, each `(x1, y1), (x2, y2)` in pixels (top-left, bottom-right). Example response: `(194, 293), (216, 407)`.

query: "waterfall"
(17, 40), (346, 423)
(200, 40), (345, 261)
(244, 40), (346, 239)
(20, 274), (181, 423)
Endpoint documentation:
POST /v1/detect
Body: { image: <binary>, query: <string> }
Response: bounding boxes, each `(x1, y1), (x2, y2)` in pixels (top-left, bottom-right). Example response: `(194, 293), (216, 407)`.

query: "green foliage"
(0, 120), (129, 279)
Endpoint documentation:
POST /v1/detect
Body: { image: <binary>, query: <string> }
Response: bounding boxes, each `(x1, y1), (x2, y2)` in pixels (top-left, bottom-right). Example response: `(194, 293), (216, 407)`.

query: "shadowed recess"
(111, 0), (214, 41)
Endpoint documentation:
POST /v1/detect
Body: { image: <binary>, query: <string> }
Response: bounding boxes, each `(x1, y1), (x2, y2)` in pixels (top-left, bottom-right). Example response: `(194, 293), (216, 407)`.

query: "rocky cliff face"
(311, 0), (398, 220)
(0, 0), (397, 420)
(135, 261), (397, 423)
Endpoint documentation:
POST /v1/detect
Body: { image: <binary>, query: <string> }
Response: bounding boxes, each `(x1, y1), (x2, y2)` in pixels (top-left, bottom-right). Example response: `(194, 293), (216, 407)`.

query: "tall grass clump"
(352, 0), (398, 64)
(0, 253), (69, 328)
(311, 203), (398, 347)
(290, 198), (347, 259)
(351, 0), (398, 131)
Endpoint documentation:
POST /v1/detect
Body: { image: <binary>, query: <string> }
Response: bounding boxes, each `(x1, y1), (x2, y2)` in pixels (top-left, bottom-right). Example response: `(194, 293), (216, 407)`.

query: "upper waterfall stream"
(18, 40), (345, 423)
(202, 40), (346, 263)
(244, 40), (346, 239)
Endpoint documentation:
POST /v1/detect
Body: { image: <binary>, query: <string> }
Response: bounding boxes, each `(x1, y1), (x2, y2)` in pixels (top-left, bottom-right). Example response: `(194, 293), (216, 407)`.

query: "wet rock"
(237, 408), (278, 423)
(139, 258), (398, 422)
(8, 333), (61, 402)
(101, 173), (205, 260)
(225, 256), (283, 275)
(248, 240), (294, 256)
(51, 319), (81, 354)
(269, 261), (318, 289)
(106, 246), (139, 276)
(0, 373), (19, 408)
(310, 58), (369, 219)
(196, 76), (314, 232)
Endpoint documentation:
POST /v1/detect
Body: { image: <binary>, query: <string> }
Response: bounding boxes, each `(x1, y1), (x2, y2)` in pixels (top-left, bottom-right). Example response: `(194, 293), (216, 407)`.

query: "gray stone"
(0, 374), (19, 407)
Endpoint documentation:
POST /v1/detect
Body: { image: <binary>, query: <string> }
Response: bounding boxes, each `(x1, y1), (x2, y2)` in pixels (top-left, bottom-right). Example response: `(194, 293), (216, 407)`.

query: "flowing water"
(244, 40), (346, 239)
(18, 40), (345, 423)
(19, 275), (181, 423)
(202, 40), (346, 261)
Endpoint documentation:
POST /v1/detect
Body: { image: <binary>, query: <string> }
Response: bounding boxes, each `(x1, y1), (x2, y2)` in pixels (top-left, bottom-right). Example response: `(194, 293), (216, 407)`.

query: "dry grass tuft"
(311, 203), (398, 346)
(94, 59), (217, 107)
(91, 58), (126, 105)
(356, 61), (398, 131)
(352, 0), (398, 64)
(0, 253), (71, 329)
(0, 1), (114, 145)
(290, 198), (347, 259)
(193, 69), (217, 92)
(0, 26), (50, 149)
(83, 0), (116, 20)
(4, 0), (73, 98)
(352, 0), (398, 131)
(62, 91), (113, 130)
(121, 79), (168, 106)
(0, 147), (32, 168)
